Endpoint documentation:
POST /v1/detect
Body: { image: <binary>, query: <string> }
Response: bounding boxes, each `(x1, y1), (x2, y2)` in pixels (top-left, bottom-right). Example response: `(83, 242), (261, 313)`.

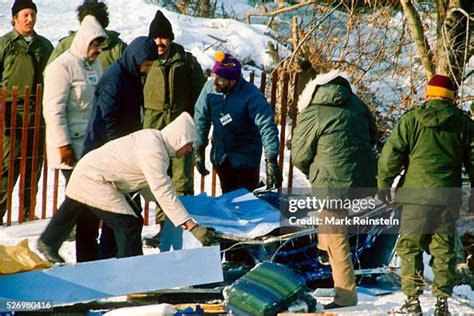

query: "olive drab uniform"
(143, 42), (205, 221)
(0, 29), (53, 221)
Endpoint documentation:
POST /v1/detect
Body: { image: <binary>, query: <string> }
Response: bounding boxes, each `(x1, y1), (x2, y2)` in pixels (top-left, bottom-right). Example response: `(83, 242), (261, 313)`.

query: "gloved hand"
(377, 188), (394, 204)
(193, 147), (209, 176)
(190, 224), (217, 246)
(265, 156), (283, 189)
(59, 144), (77, 167)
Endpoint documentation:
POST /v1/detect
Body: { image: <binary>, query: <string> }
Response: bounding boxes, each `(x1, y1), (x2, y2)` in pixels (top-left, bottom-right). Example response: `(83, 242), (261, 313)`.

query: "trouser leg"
(89, 207), (144, 258)
(75, 207), (100, 262)
(40, 197), (85, 252)
(397, 204), (433, 297)
(317, 209), (357, 306)
(99, 193), (141, 259)
(429, 205), (458, 298)
(216, 159), (260, 194)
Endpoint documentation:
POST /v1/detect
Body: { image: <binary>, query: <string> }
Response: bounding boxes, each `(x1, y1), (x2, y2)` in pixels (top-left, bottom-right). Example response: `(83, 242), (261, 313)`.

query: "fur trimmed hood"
(297, 70), (356, 113)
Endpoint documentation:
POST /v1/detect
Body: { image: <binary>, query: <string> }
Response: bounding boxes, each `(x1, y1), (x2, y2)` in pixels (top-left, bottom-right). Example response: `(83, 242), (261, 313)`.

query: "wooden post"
(18, 86), (30, 223)
(52, 169), (59, 214)
(144, 201), (149, 226)
(270, 71), (278, 113)
(288, 72), (301, 193)
(41, 149), (48, 219)
(29, 84), (43, 220)
(278, 72), (289, 174)
(260, 72), (267, 94)
(6, 87), (19, 226)
(249, 72), (255, 84)
(292, 16), (299, 52)
(211, 167), (217, 197)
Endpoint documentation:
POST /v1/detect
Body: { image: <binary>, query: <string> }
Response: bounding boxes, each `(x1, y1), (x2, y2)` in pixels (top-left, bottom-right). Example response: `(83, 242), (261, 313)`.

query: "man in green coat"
(291, 70), (378, 309)
(0, 0), (53, 224)
(142, 10), (205, 248)
(46, 0), (127, 71)
(378, 75), (474, 315)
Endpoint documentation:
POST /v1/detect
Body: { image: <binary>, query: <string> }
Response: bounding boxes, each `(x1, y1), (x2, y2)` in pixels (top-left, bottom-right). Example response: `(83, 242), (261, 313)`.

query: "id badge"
(219, 113), (233, 126)
(86, 70), (99, 85)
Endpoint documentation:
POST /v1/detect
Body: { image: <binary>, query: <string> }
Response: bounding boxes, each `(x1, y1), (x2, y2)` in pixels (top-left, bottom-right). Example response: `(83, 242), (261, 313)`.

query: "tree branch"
(246, 0), (318, 24)
(400, 0), (434, 79)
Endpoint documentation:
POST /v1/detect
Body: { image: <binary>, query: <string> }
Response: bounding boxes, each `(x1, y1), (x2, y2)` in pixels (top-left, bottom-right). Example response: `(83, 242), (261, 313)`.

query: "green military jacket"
(291, 81), (378, 199)
(0, 29), (53, 98)
(378, 99), (474, 206)
(47, 29), (127, 71)
(143, 43), (205, 129)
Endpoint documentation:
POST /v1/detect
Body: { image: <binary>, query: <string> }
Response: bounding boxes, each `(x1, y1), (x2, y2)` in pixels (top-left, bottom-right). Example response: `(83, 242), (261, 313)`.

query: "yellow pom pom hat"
(212, 51), (242, 80)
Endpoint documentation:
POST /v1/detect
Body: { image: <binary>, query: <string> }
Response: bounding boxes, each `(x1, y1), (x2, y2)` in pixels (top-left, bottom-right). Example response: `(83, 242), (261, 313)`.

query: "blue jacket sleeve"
(248, 90), (280, 158)
(95, 79), (122, 141)
(193, 80), (212, 149)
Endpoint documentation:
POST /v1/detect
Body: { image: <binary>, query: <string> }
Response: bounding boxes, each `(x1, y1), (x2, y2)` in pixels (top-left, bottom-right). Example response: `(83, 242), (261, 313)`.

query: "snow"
(0, 0), (473, 314)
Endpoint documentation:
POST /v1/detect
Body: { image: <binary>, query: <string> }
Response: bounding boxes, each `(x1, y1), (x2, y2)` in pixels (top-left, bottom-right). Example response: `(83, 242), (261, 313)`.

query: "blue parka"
(82, 36), (158, 155)
(194, 77), (279, 169)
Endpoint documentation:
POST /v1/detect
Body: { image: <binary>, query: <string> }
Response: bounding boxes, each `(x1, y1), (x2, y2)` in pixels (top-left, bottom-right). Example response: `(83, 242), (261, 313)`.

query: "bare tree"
(401, 0), (473, 84)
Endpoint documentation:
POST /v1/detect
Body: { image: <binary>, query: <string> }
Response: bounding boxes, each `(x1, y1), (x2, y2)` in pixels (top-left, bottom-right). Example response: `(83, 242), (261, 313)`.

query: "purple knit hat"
(212, 51), (241, 81)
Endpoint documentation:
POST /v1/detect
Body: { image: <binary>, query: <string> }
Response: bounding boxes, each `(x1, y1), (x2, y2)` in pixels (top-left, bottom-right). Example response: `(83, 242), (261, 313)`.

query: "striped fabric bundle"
(223, 262), (316, 315)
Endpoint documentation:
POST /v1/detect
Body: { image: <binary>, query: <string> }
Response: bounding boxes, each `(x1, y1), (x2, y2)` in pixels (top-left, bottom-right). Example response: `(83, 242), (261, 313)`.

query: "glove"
(59, 144), (77, 167)
(377, 188), (394, 204)
(190, 224), (217, 246)
(193, 147), (209, 176)
(265, 156), (283, 189)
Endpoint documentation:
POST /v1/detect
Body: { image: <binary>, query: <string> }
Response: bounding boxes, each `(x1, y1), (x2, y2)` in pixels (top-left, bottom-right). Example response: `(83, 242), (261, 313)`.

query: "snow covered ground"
(0, 0), (473, 314)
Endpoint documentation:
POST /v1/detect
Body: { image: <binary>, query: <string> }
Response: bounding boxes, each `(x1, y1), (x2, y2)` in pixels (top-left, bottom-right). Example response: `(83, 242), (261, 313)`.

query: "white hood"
(161, 112), (197, 157)
(297, 70), (357, 113)
(70, 15), (106, 60)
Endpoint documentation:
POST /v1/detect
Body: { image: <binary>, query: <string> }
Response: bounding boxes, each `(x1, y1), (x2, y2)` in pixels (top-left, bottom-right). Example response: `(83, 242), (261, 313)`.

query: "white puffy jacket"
(43, 15), (106, 169)
(66, 112), (197, 225)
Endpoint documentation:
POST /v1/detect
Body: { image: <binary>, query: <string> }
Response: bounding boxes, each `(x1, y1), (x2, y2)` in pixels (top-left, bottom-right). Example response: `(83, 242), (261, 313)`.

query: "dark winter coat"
(291, 77), (378, 199)
(82, 36), (158, 155)
(0, 29), (53, 99)
(47, 29), (127, 71)
(194, 77), (279, 169)
(143, 42), (205, 127)
(378, 99), (474, 206)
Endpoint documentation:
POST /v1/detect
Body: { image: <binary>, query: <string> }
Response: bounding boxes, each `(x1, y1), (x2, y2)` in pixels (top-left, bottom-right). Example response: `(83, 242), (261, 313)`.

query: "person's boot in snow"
(143, 231), (161, 248)
(434, 297), (450, 316)
(37, 239), (65, 264)
(143, 220), (164, 248)
(389, 296), (422, 315)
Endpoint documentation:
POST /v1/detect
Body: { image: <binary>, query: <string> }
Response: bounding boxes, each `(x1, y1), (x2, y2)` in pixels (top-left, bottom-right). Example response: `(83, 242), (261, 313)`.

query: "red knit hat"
(425, 74), (455, 101)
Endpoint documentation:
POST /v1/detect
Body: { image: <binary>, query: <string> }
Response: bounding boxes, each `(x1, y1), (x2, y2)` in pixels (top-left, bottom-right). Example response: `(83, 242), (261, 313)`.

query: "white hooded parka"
(65, 113), (197, 226)
(43, 15), (106, 169)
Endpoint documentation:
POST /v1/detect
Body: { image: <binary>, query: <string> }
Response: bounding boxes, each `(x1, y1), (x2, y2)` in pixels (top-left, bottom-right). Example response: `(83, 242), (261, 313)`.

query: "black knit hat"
(148, 10), (174, 40)
(11, 0), (37, 17)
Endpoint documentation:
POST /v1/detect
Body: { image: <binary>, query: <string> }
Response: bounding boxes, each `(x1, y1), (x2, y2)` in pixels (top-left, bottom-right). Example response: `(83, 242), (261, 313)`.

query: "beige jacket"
(66, 113), (197, 225)
(43, 16), (105, 169)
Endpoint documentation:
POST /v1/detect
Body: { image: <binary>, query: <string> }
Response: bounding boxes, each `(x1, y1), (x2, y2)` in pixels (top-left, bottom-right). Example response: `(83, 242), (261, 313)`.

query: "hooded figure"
(38, 113), (216, 263)
(67, 112), (196, 222)
(82, 36), (159, 155)
(43, 15), (106, 170)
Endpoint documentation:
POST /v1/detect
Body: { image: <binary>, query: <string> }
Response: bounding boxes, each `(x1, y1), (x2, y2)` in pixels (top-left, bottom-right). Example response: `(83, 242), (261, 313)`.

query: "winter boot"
(389, 296), (422, 315)
(434, 297), (450, 316)
(37, 239), (65, 264)
(143, 231), (161, 248)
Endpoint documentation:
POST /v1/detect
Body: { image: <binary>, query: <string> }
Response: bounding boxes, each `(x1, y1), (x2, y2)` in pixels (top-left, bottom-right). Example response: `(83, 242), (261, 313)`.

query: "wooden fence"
(0, 71), (302, 226)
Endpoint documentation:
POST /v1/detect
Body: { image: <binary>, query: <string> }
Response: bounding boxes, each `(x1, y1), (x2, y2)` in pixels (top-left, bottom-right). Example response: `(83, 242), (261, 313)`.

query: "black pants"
(215, 159), (260, 193)
(62, 169), (101, 262)
(40, 197), (143, 259)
